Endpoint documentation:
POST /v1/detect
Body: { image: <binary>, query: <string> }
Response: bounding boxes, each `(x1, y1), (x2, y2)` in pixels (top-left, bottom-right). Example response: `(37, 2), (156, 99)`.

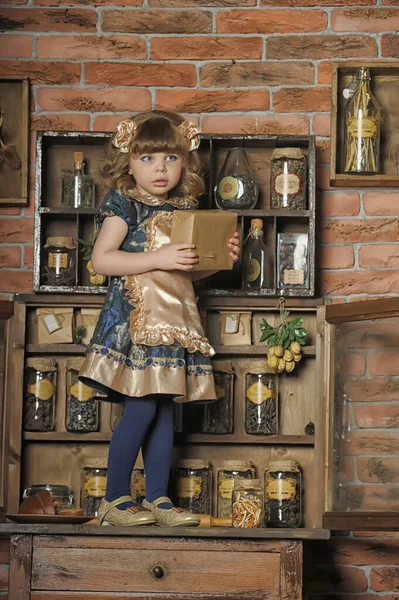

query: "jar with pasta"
(131, 453), (146, 505)
(201, 371), (234, 434)
(24, 358), (57, 431)
(245, 373), (278, 435)
(264, 460), (302, 528)
(81, 459), (107, 516)
(66, 358), (98, 433)
(232, 479), (263, 528)
(175, 459), (211, 514)
(217, 460), (255, 518)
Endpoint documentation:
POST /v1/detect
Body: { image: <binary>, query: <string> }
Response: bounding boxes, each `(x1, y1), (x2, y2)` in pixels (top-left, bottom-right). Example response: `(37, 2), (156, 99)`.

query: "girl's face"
(129, 152), (183, 200)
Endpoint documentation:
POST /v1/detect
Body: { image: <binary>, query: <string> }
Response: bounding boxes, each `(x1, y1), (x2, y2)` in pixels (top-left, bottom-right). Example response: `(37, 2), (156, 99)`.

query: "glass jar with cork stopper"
(62, 151), (95, 208)
(42, 237), (76, 287)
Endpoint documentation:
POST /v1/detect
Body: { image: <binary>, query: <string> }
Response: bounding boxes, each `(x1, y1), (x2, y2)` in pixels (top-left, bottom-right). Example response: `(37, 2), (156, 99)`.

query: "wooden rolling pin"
(195, 514), (232, 528)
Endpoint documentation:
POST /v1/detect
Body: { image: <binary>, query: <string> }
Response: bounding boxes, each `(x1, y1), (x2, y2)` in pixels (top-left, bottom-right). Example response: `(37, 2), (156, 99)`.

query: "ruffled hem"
(131, 327), (215, 357)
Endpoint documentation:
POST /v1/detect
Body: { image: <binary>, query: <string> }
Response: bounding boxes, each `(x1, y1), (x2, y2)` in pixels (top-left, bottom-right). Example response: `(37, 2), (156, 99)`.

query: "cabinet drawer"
(32, 546), (280, 596)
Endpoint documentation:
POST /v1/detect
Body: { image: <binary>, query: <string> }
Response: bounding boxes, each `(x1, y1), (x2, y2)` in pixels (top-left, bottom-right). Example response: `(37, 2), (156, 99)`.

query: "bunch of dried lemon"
(267, 341), (302, 373)
(260, 312), (307, 375)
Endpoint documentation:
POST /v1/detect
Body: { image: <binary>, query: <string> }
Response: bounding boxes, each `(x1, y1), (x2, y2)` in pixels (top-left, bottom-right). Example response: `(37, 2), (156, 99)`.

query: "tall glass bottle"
(242, 219), (271, 290)
(62, 151), (95, 208)
(344, 67), (381, 174)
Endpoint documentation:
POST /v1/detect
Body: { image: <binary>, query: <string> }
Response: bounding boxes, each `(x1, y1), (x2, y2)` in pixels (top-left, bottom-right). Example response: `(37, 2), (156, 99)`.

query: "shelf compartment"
(213, 345), (316, 357)
(177, 434), (315, 445)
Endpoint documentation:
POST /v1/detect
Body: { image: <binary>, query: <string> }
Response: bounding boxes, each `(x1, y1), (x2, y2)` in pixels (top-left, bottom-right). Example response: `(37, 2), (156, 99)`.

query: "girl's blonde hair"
(101, 110), (204, 205)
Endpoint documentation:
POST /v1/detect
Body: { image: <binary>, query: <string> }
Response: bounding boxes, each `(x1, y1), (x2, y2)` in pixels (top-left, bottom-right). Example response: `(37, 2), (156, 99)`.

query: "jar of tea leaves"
(175, 459), (211, 514)
(232, 479), (263, 528)
(217, 460), (255, 518)
(24, 358), (57, 432)
(66, 358), (98, 433)
(42, 237), (76, 287)
(264, 460), (302, 528)
(131, 453), (146, 505)
(201, 371), (234, 434)
(245, 373), (278, 435)
(215, 148), (258, 210)
(81, 459), (107, 516)
(270, 148), (307, 210)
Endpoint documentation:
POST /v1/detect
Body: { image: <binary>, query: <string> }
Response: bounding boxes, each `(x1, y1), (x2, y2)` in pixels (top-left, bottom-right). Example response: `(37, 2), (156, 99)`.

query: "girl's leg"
(105, 395), (157, 509)
(142, 396), (175, 509)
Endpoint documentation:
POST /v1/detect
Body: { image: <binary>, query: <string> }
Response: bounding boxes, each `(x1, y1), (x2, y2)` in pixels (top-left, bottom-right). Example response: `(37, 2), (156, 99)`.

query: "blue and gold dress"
(79, 189), (216, 404)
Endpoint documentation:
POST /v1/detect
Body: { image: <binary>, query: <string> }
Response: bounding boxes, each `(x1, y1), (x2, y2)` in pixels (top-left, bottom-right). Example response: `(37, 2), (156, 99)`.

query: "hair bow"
(178, 121), (201, 152)
(112, 120), (137, 153)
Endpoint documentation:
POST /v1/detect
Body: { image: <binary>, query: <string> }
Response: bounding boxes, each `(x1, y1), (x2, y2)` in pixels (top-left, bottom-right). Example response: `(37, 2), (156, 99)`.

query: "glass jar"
(66, 358), (98, 433)
(214, 148), (259, 210)
(42, 236), (76, 287)
(131, 453), (146, 505)
(232, 478), (263, 528)
(264, 460), (302, 528)
(23, 484), (73, 507)
(81, 459), (107, 516)
(175, 459), (212, 514)
(62, 151), (95, 208)
(201, 371), (234, 434)
(110, 401), (125, 432)
(270, 148), (307, 210)
(217, 460), (255, 518)
(24, 358), (57, 432)
(242, 219), (271, 290)
(245, 373), (278, 435)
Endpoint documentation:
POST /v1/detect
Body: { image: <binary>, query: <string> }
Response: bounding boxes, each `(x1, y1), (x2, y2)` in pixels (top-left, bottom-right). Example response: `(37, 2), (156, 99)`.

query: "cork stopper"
(74, 151), (84, 167)
(267, 460), (300, 473)
(251, 218), (263, 230)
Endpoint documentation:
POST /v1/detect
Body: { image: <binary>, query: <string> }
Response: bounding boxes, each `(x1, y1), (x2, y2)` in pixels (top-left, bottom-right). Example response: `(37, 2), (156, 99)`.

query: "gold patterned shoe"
(142, 497), (201, 527)
(98, 496), (156, 526)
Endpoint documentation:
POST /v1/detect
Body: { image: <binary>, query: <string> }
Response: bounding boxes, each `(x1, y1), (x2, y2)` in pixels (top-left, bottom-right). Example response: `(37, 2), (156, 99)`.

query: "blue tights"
(105, 395), (174, 510)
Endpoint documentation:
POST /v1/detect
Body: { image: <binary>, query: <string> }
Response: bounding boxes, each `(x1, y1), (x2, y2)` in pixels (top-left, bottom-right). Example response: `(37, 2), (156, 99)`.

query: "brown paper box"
(77, 308), (101, 345)
(220, 312), (252, 346)
(36, 307), (74, 345)
(170, 210), (237, 271)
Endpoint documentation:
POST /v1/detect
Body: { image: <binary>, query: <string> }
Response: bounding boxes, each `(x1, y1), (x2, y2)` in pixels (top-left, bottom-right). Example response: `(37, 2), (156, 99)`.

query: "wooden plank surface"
(280, 540), (303, 600)
(32, 593), (280, 600)
(323, 511), (399, 531)
(9, 534), (32, 600)
(326, 297), (399, 324)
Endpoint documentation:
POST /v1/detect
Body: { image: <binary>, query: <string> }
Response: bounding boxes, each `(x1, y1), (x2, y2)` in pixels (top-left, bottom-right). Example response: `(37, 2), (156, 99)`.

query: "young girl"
(79, 110), (240, 527)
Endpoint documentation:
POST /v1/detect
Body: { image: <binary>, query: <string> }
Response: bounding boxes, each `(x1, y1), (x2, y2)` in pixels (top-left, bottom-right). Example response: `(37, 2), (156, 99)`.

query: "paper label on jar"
(224, 314), (239, 334)
(215, 383), (226, 400)
(219, 478), (234, 500)
(69, 382), (94, 402)
(347, 117), (377, 140)
(84, 475), (107, 497)
(246, 381), (274, 405)
(283, 269), (305, 285)
(133, 474), (146, 497)
(274, 173), (301, 197)
(27, 379), (55, 401)
(43, 313), (63, 334)
(266, 477), (296, 501)
(48, 252), (68, 269)
(176, 476), (202, 499)
(247, 258), (260, 282)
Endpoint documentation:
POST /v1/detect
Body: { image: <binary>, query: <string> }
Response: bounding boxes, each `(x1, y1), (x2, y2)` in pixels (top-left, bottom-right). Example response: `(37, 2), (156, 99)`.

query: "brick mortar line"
(0, 31), (391, 38)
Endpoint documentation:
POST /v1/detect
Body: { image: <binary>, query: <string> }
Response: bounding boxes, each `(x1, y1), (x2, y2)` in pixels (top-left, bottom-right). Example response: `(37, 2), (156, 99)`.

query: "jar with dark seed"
(24, 358), (57, 432)
(66, 359), (98, 433)
(81, 459), (107, 517)
(270, 148), (307, 210)
(264, 460), (302, 528)
(245, 373), (278, 435)
(175, 459), (211, 514)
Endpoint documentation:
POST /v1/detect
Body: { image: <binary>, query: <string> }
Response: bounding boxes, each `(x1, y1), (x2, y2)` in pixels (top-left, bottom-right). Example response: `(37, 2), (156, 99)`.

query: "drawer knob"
(151, 564), (165, 579)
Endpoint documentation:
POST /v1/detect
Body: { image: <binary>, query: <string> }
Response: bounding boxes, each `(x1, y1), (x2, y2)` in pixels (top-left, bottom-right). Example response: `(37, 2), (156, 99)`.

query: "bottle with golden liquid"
(242, 219), (271, 290)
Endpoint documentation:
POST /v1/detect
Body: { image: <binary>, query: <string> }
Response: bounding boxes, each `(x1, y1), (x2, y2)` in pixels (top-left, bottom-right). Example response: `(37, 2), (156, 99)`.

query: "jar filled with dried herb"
(217, 460), (255, 518)
(66, 358), (98, 433)
(245, 373), (278, 435)
(215, 148), (259, 210)
(264, 460), (302, 528)
(232, 478), (263, 528)
(24, 358), (57, 432)
(131, 454), (146, 505)
(175, 459), (212, 514)
(42, 237), (76, 287)
(271, 148), (307, 210)
(201, 371), (234, 434)
(81, 459), (107, 516)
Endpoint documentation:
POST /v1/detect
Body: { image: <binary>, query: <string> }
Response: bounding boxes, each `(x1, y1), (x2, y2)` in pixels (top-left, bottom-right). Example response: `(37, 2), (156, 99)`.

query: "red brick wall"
(1, 1), (399, 598)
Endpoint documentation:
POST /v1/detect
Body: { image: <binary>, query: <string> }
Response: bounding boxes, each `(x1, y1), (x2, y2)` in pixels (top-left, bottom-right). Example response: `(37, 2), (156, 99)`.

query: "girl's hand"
(229, 231), (241, 263)
(154, 243), (199, 271)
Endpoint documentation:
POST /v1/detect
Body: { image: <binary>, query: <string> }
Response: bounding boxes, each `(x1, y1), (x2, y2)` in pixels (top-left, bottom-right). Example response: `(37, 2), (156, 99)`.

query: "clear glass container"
(110, 401), (125, 432)
(62, 151), (95, 208)
(81, 459), (107, 516)
(175, 459), (212, 514)
(42, 236), (76, 287)
(242, 219), (271, 290)
(24, 358), (57, 432)
(271, 147), (307, 210)
(217, 460), (255, 518)
(131, 454), (146, 505)
(201, 371), (234, 434)
(214, 148), (259, 210)
(344, 67), (381, 174)
(23, 484), (73, 507)
(66, 358), (98, 433)
(264, 460), (302, 528)
(245, 373), (278, 435)
(232, 478), (263, 528)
